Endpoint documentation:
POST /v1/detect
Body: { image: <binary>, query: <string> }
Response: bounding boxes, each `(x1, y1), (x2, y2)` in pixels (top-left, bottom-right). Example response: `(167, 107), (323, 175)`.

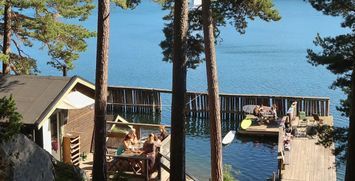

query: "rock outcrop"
(0, 134), (88, 181)
(0, 134), (55, 181)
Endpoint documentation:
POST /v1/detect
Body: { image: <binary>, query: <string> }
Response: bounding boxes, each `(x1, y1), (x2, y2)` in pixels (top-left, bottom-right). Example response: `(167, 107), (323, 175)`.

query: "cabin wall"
(64, 106), (94, 153)
(42, 118), (52, 153)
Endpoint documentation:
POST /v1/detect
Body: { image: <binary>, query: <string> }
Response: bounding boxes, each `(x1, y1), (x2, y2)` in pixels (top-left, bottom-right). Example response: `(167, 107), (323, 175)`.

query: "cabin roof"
(0, 75), (94, 128)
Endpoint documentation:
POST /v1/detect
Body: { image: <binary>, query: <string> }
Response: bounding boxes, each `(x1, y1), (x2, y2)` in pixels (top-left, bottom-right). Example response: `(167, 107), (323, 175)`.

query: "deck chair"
(299, 111), (306, 121)
(312, 113), (324, 124)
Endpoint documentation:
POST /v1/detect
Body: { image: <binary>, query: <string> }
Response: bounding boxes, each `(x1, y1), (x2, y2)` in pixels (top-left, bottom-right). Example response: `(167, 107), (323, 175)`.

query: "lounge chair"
(299, 111), (306, 121)
(312, 113), (324, 124)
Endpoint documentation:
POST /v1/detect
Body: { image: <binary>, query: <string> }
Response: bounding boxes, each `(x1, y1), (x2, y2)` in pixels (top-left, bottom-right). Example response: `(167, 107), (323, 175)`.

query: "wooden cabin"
(0, 75), (95, 166)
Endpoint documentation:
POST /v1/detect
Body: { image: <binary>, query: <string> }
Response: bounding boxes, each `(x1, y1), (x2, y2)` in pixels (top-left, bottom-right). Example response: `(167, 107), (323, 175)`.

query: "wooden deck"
(278, 116), (336, 181)
(281, 138), (336, 181)
(238, 124), (279, 136)
(237, 114), (336, 181)
(80, 115), (198, 181)
(237, 115), (279, 136)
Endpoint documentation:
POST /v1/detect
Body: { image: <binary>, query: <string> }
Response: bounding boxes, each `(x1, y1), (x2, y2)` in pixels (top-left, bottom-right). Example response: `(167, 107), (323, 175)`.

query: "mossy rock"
(54, 161), (87, 181)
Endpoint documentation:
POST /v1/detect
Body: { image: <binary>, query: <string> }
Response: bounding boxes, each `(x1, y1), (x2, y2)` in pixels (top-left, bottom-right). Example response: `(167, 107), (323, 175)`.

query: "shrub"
(0, 95), (22, 141)
(223, 164), (238, 181)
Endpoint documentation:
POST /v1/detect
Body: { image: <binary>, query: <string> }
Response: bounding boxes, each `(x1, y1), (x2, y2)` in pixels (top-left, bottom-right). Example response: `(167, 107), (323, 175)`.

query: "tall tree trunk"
(346, 61), (355, 180)
(92, 0), (110, 180)
(202, 0), (223, 180)
(2, 1), (12, 75)
(62, 65), (67, 77)
(170, 0), (188, 180)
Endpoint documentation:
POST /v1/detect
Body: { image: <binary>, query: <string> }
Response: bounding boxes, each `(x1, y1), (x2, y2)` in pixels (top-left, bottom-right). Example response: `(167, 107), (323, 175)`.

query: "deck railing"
(108, 86), (330, 118)
(158, 151), (200, 181)
(277, 127), (285, 180)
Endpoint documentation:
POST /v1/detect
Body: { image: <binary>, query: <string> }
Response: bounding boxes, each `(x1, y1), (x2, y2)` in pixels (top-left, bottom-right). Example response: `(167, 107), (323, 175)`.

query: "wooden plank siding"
(107, 86), (330, 118)
(64, 106), (94, 153)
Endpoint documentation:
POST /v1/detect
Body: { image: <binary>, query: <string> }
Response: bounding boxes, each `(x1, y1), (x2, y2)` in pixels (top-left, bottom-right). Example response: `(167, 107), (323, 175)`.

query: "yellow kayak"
(241, 118), (252, 130)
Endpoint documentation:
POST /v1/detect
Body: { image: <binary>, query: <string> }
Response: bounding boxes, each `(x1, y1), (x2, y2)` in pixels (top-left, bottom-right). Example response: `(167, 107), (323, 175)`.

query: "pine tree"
(0, 95), (22, 142)
(91, 1), (141, 179)
(306, 1), (354, 180)
(92, 0), (110, 179)
(170, 0), (189, 180)
(0, 0), (95, 75)
(201, 0), (223, 179)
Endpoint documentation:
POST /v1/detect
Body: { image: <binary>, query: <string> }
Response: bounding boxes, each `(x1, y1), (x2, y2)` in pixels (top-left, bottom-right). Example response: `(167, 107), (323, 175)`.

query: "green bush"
(223, 164), (238, 181)
(0, 95), (22, 142)
(54, 161), (86, 181)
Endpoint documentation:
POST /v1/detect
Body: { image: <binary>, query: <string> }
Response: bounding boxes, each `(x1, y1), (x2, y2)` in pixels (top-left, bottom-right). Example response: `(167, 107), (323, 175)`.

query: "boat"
(222, 130), (236, 145)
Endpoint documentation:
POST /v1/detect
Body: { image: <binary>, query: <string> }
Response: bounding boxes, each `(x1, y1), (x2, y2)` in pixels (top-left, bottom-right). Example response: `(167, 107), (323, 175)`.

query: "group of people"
(120, 125), (168, 154)
(281, 102), (297, 151)
(117, 125), (169, 173)
(283, 117), (292, 150)
(253, 104), (278, 121)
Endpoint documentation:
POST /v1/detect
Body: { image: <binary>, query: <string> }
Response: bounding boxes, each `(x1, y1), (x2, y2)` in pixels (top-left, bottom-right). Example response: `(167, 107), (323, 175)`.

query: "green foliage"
(223, 164), (238, 181)
(0, 53), (9, 62)
(0, 95), (22, 142)
(159, 0), (281, 69)
(0, 0), (95, 74)
(307, 0), (354, 163)
(112, 0), (141, 9)
(54, 161), (85, 181)
(307, 33), (354, 116)
(316, 125), (349, 164)
(308, 0), (354, 29)
(80, 152), (87, 161)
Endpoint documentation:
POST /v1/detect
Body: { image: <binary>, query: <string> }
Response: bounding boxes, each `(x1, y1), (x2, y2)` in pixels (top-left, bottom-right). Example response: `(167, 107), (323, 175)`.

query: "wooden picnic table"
(106, 140), (161, 181)
(107, 151), (150, 180)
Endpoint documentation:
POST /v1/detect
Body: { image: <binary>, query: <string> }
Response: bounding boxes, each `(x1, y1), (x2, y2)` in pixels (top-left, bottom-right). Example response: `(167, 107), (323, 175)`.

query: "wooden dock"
(277, 116), (336, 181)
(236, 114), (336, 181)
(237, 115), (279, 136)
(281, 137), (336, 181)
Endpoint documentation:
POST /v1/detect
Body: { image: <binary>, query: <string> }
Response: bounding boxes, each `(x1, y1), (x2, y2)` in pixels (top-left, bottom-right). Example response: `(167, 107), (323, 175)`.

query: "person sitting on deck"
(128, 128), (138, 145)
(280, 116), (286, 128)
(158, 125), (169, 140)
(143, 133), (157, 173)
(259, 104), (264, 112)
(285, 123), (292, 134)
(284, 139), (291, 150)
(122, 134), (140, 153)
(253, 105), (261, 117)
(154, 134), (161, 146)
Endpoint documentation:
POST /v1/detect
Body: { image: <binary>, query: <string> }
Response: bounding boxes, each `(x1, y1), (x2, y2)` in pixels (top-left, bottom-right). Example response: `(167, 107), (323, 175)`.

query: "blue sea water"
(30, 0), (350, 180)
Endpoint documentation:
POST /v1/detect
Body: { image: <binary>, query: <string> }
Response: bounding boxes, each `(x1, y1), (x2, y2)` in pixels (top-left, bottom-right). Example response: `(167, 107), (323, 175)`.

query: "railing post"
(145, 159), (149, 181)
(157, 153), (162, 180)
(327, 99), (330, 116)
